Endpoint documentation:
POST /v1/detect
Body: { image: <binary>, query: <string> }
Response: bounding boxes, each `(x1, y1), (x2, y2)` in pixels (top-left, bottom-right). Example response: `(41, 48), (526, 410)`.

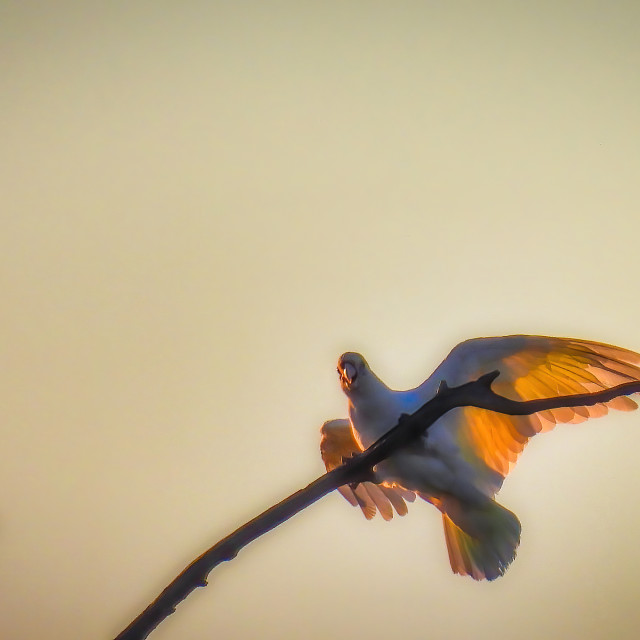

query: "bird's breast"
(348, 397), (408, 450)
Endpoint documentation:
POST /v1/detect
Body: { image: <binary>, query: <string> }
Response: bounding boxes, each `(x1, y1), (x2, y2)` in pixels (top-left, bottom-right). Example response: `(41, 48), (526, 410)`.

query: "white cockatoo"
(320, 335), (640, 580)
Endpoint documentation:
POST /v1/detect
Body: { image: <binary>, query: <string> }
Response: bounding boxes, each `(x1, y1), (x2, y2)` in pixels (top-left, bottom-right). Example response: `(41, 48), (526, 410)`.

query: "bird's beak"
(340, 362), (357, 388)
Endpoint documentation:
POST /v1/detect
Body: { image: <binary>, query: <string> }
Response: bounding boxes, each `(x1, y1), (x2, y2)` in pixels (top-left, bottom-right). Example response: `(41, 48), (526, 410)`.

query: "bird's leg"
(353, 472), (379, 488)
(349, 472), (377, 490)
(339, 451), (377, 487)
(340, 451), (358, 464)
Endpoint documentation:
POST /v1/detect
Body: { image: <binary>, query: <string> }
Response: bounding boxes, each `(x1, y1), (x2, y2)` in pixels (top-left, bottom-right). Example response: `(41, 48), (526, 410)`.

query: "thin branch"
(114, 375), (640, 640)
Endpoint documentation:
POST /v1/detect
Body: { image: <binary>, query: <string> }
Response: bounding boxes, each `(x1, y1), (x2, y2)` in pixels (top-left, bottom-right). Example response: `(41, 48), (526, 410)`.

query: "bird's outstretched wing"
(419, 336), (640, 486)
(320, 419), (416, 520)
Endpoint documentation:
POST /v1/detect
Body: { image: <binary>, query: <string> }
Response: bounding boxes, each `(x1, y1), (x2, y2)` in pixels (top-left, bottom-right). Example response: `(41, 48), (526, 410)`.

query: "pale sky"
(2, 2), (640, 639)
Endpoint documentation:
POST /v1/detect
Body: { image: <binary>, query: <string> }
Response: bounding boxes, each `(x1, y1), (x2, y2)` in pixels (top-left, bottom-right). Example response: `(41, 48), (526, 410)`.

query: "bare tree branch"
(114, 374), (640, 640)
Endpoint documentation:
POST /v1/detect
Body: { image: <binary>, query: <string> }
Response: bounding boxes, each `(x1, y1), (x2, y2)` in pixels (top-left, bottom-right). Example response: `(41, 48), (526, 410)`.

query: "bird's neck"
(347, 381), (401, 450)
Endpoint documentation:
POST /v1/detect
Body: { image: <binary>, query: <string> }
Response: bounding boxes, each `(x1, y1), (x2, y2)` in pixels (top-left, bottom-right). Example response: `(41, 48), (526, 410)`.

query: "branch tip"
(478, 370), (500, 387)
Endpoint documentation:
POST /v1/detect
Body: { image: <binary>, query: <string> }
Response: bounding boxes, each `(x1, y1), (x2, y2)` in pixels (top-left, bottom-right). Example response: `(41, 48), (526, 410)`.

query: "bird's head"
(337, 352), (369, 395)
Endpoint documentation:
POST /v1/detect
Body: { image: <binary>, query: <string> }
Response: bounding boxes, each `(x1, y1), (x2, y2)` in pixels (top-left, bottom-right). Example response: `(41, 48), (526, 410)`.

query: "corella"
(321, 335), (640, 580)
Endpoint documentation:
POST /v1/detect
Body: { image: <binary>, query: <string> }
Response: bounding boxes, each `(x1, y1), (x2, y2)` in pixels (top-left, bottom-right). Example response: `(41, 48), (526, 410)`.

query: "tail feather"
(441, 500), (521, 581)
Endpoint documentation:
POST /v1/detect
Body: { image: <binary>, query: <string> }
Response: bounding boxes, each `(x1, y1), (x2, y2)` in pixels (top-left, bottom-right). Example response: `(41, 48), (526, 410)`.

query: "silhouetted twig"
(114, 373), (640, 640)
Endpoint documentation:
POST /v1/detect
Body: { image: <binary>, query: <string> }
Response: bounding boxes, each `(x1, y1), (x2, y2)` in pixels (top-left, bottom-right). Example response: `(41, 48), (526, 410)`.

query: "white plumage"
(320, 335), (640, 580)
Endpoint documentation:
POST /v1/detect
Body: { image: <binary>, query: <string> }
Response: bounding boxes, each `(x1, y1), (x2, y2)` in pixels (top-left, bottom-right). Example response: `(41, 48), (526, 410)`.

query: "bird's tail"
(441, 499), (521, 581)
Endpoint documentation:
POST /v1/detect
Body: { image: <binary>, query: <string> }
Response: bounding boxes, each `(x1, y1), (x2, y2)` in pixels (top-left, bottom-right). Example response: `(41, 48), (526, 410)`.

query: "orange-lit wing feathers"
(447, 337), (640, 482)
(320, 419), (416, 520)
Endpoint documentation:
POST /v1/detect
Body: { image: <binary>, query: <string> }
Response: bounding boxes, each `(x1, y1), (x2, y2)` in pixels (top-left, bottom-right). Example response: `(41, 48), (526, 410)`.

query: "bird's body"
(320, 335), (640, 580)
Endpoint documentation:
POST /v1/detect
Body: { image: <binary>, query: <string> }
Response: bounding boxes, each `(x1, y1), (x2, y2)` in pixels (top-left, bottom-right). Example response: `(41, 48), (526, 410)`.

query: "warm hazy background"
(2, 2), (640, 639)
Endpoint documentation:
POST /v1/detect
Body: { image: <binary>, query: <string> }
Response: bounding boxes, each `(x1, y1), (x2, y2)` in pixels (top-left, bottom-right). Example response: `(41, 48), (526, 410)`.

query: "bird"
(320, 335), (640, 581)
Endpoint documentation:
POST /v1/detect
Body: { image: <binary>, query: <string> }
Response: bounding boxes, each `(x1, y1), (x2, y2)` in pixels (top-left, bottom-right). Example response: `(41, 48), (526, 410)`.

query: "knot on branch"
(437, 379), (449, 394)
